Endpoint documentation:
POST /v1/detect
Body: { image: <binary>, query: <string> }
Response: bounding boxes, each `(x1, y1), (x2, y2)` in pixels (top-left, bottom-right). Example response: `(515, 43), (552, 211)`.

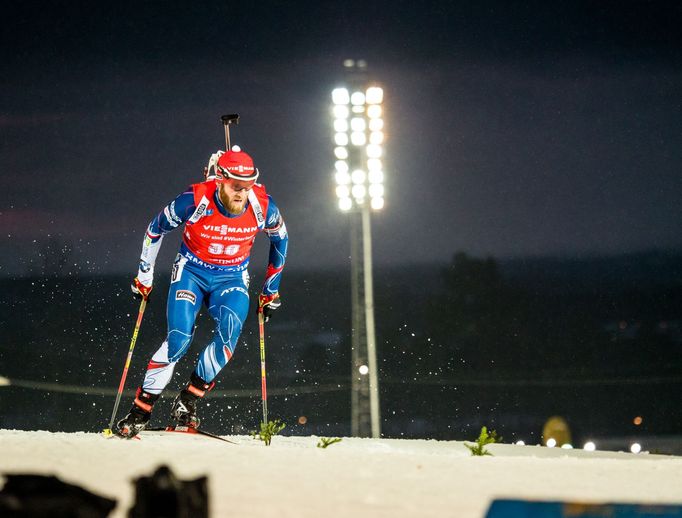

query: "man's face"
(218, 179), (254, 214)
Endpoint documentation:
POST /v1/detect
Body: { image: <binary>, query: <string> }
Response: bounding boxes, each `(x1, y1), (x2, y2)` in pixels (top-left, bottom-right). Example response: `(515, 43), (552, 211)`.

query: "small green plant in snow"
(317, 437), (342, 448)
(251, 419), (286, 446)
(464, 426), (502, 456)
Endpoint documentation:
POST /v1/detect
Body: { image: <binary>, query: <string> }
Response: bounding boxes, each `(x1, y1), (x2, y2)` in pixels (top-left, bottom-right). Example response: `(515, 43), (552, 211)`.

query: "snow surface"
(1, 429), (681, 518)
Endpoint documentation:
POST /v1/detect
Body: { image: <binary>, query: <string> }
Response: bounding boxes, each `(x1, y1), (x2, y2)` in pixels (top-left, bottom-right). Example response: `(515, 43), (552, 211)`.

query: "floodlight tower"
(331, 59), (384, 438)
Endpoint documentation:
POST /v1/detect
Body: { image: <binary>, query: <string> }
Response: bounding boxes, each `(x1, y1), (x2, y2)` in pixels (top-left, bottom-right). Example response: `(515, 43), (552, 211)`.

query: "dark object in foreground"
(0, 473), (116, 517)
(129, 465), (208, 518)
(486, 499), (682, 518)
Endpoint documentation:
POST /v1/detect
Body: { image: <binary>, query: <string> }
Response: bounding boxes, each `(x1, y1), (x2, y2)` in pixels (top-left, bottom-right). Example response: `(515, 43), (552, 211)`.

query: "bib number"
(208, 243), (240, 256)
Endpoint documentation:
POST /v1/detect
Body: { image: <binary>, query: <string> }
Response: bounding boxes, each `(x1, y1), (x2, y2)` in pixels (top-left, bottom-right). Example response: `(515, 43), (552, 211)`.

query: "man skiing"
(114, 147), (288, 438)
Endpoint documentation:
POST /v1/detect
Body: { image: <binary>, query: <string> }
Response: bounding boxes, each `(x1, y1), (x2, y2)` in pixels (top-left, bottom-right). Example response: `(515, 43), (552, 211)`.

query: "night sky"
(2, 1), (681, 276)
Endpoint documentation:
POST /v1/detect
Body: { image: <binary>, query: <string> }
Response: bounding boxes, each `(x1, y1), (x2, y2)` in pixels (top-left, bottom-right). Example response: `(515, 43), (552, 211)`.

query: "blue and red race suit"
(137, 180), (288, 392)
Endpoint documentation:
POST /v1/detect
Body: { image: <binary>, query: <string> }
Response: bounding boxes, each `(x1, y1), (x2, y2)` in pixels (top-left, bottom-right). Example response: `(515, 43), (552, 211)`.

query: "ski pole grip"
(221, 114), (240, 126)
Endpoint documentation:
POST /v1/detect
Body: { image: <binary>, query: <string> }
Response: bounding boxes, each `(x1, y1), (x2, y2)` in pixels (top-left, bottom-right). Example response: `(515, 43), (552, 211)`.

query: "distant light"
(546, 438), (557, 448)
(351, 91), (366, 106)
(332, 88), (350, 105)
(561, 443), (573, 449)
(335, 132), (349, 146)
(338, 197), (353, 211)
(369, 184), (384, 199)
(351, 169), (366, 185)
(370, 131), (384, 145)
(367, 158), (382, 172)
(351, 184), (366, 199)
(335, 185), (350, 199)
(366, 86), (384, 105)
(515, 440), (525, 446)
(351, 131), (367, 146)
(369, 118), (384, 131)
(334, 147), (348, 160)
(352, 105), (365, 114)
(334, 119), (349, 133)
(335, 160), (349, 173)
(366, 144), (383, 158)
(370, 197), (384, 210)
(335, 170), (351, 185)
(367, 105), (382, 119)
(368, 169), (384, 184)
(583, 441), (596, 451)
(633, 416), (643, 426)
(298, 415), (308, 425)
(333, 105), (349, 119)
(630, 443), (642, 454)
(351, 118), (366, 132)
(0, 376), (9, 386)
(343, 59), (355, 68)
(359, 365), (369, 375)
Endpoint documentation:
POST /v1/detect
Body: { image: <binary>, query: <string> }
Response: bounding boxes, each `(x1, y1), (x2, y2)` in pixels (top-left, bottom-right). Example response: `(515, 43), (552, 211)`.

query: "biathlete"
(115, 147), (288, 438)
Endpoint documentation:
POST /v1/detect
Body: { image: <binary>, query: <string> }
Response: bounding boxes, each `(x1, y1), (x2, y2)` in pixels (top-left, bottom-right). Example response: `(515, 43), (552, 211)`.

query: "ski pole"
(258, 309), (268, 424)
(104, 297), (147, 434)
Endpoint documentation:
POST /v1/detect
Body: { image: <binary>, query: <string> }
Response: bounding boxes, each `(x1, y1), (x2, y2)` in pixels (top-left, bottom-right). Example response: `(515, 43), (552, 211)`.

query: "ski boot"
(170, 372), (215, 428)
(114, 387), (159, 439)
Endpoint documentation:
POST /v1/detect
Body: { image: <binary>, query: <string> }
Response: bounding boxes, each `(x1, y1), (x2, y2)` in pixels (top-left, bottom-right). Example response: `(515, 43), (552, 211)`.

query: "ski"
(102, 428), (141, 440)
(141, 425), (236, 444)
